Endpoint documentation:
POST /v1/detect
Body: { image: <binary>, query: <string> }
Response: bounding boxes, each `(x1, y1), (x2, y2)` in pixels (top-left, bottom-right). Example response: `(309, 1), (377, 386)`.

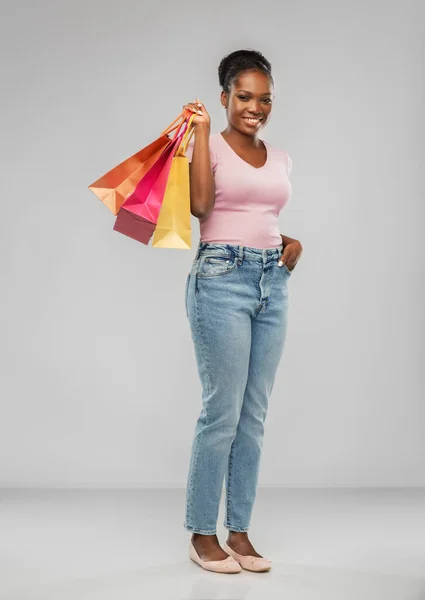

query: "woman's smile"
(242, 116), (262, 127)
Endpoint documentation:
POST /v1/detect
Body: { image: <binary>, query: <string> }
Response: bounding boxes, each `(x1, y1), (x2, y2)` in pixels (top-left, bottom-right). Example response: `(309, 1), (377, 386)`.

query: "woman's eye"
(237, 96), (272, 103)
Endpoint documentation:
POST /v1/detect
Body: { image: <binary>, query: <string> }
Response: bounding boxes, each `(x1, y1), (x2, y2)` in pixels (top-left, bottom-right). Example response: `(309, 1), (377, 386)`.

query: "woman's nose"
(248, 101), (262, 113)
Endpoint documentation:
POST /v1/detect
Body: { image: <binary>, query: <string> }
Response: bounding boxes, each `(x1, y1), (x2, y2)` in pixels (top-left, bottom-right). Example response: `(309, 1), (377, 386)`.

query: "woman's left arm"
(279, 234), (303, 271)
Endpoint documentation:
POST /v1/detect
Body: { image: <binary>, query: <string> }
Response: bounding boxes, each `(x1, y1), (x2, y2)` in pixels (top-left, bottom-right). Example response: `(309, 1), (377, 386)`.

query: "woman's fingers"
(183, 99), (207, 114)
(182, 100), (211, 127)
(183, 103), (203, 115)
(278, 251), (291, 267)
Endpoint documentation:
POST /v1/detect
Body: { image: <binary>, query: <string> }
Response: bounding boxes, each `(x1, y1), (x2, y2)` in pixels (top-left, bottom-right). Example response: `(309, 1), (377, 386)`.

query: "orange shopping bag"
(88, 111), (189, 215)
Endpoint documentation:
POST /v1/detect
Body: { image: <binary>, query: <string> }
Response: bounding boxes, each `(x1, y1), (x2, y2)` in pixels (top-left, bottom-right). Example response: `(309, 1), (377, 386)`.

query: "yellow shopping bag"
(151, 120), (195, 249)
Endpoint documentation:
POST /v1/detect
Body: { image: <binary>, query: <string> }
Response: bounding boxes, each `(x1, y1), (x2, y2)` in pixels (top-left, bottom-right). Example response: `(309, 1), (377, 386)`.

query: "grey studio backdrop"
(1, 0), (424, 489)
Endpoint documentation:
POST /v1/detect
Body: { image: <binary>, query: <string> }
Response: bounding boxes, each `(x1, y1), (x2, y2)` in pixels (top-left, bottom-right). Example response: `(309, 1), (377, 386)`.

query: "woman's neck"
(221, 126), (261, 148)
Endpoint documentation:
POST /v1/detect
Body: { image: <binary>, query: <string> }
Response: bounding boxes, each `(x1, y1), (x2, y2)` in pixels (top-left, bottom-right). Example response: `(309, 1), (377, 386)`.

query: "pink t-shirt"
(185, 132), (292, 249)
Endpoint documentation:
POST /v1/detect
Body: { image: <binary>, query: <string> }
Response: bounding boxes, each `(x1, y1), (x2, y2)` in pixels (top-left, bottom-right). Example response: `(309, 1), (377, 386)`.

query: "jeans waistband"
(195, 242), (283, 263)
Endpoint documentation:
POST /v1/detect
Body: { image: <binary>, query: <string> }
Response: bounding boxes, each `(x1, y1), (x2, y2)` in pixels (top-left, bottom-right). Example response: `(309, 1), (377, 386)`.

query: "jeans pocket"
(197, 254), (236, 278)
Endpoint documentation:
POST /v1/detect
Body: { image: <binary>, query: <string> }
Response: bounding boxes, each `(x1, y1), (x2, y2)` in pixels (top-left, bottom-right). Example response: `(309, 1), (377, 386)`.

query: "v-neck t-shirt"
(185, 131), (293, 249)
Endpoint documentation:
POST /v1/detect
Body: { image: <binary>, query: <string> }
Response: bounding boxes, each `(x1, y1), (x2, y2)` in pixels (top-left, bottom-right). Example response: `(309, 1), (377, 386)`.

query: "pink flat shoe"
(189, 541), (242, 573)
(222, 541), (272, 572)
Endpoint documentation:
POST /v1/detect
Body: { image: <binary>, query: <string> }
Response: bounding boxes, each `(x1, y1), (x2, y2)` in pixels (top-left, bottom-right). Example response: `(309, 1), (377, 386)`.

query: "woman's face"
(221, 70), (274, 136)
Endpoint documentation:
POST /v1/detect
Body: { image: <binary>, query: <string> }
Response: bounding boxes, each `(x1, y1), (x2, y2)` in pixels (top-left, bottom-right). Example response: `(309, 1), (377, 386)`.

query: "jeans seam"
(184, 273), (190, 319)
(195, 287), (211, 425)
(184, 524), (217, 535)
(185, 281), (212, 532)
(224, 525), (250, 532)
(185, 427), (203, 529)
(226, 440), (235, 529)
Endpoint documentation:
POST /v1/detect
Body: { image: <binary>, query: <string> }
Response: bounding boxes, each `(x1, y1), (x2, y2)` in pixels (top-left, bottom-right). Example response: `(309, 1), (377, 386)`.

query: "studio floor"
(1, 488), (424, 599)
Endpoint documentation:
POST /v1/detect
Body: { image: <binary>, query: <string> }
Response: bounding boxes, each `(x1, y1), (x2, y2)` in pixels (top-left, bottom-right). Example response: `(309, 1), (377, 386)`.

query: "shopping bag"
(88, 111), (188, 215)
(151, 125), (194, 249)
(112, 135), (181, 245)
(113, 114), (194, 245)
(113, 113), (195, 245)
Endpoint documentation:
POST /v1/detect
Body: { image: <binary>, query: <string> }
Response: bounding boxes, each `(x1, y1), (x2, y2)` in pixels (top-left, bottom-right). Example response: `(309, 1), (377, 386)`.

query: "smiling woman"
(184, 65), (292, 243)
(232, 89), (273, 130)
(221, 70), (274, 144)
(181, 48), (302, 573)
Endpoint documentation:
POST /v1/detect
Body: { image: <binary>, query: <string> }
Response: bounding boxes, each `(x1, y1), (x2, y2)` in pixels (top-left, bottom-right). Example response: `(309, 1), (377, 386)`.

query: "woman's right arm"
(183, 101), (215, 219)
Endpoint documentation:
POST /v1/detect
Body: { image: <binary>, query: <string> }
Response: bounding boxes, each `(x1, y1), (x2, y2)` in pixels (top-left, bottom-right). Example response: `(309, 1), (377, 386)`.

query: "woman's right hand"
(183, 98), (211, 128)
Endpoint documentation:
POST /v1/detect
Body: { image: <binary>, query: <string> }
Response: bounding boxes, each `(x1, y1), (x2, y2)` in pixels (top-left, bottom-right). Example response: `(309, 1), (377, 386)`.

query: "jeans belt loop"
(237, 245), (244, 265)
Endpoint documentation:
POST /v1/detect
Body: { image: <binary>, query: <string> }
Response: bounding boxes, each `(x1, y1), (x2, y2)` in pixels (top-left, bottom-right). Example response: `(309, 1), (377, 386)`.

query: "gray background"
(1, 0), (424, 488)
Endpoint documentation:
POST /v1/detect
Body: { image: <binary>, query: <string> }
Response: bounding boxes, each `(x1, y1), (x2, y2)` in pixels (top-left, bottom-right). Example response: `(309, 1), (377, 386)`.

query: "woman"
(182, 49), (303, 574)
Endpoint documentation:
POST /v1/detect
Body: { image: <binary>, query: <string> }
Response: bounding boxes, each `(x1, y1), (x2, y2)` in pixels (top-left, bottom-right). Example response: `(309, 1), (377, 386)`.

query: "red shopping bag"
(113, 113), (195, 245)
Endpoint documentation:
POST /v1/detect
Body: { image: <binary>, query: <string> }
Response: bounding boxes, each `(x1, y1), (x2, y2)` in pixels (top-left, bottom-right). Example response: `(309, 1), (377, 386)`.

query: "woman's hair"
(218, 49), (273, 93)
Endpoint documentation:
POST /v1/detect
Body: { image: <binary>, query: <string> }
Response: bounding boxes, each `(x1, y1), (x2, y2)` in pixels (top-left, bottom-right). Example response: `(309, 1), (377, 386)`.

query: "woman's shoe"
(189, 541), (242, 573)
(222, 541), (272, 572)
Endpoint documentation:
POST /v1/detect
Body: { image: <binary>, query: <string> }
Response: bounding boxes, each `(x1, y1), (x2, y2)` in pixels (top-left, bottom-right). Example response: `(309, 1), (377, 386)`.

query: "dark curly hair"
(218, 49), (273, 93)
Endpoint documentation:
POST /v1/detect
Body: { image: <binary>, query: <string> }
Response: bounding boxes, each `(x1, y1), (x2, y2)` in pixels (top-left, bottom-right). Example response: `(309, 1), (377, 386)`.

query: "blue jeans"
(183, 241), (292, 535)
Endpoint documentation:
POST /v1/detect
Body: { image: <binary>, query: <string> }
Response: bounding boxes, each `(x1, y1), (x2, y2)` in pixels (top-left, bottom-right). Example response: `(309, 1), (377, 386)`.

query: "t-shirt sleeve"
(184, 134), (219, 172)
(285, 152), (293, 177)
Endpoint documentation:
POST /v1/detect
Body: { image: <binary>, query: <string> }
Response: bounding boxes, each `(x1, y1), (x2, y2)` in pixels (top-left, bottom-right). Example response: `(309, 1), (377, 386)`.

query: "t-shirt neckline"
(218, 132), (269, 170)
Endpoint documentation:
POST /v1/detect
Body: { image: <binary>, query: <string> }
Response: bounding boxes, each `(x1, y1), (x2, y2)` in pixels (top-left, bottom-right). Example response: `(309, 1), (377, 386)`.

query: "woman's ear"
(220, 90), (228, 109)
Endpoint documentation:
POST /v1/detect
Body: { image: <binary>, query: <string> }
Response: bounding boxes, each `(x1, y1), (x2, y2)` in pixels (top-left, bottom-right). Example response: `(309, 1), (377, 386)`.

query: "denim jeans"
(183, 241), (292, 535)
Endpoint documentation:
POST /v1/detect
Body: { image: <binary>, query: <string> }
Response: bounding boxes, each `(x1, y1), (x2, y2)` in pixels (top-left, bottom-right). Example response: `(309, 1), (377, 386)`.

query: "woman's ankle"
(192, 533), (217, 541)
(228, 531), (248, 538)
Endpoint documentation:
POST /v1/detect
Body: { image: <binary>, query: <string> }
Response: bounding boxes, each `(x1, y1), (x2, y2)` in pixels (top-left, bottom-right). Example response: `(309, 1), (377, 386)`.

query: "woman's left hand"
(278, 240), (303, 272)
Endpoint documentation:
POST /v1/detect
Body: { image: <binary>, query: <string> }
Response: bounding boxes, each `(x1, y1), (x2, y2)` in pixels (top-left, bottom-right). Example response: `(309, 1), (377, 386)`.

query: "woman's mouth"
(243, 117), (262, 126)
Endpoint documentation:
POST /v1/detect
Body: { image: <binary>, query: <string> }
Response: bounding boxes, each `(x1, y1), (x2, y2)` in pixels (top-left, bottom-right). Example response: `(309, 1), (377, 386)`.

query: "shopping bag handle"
(161, 109), (194, 139)
(176, 113), (196, 156)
